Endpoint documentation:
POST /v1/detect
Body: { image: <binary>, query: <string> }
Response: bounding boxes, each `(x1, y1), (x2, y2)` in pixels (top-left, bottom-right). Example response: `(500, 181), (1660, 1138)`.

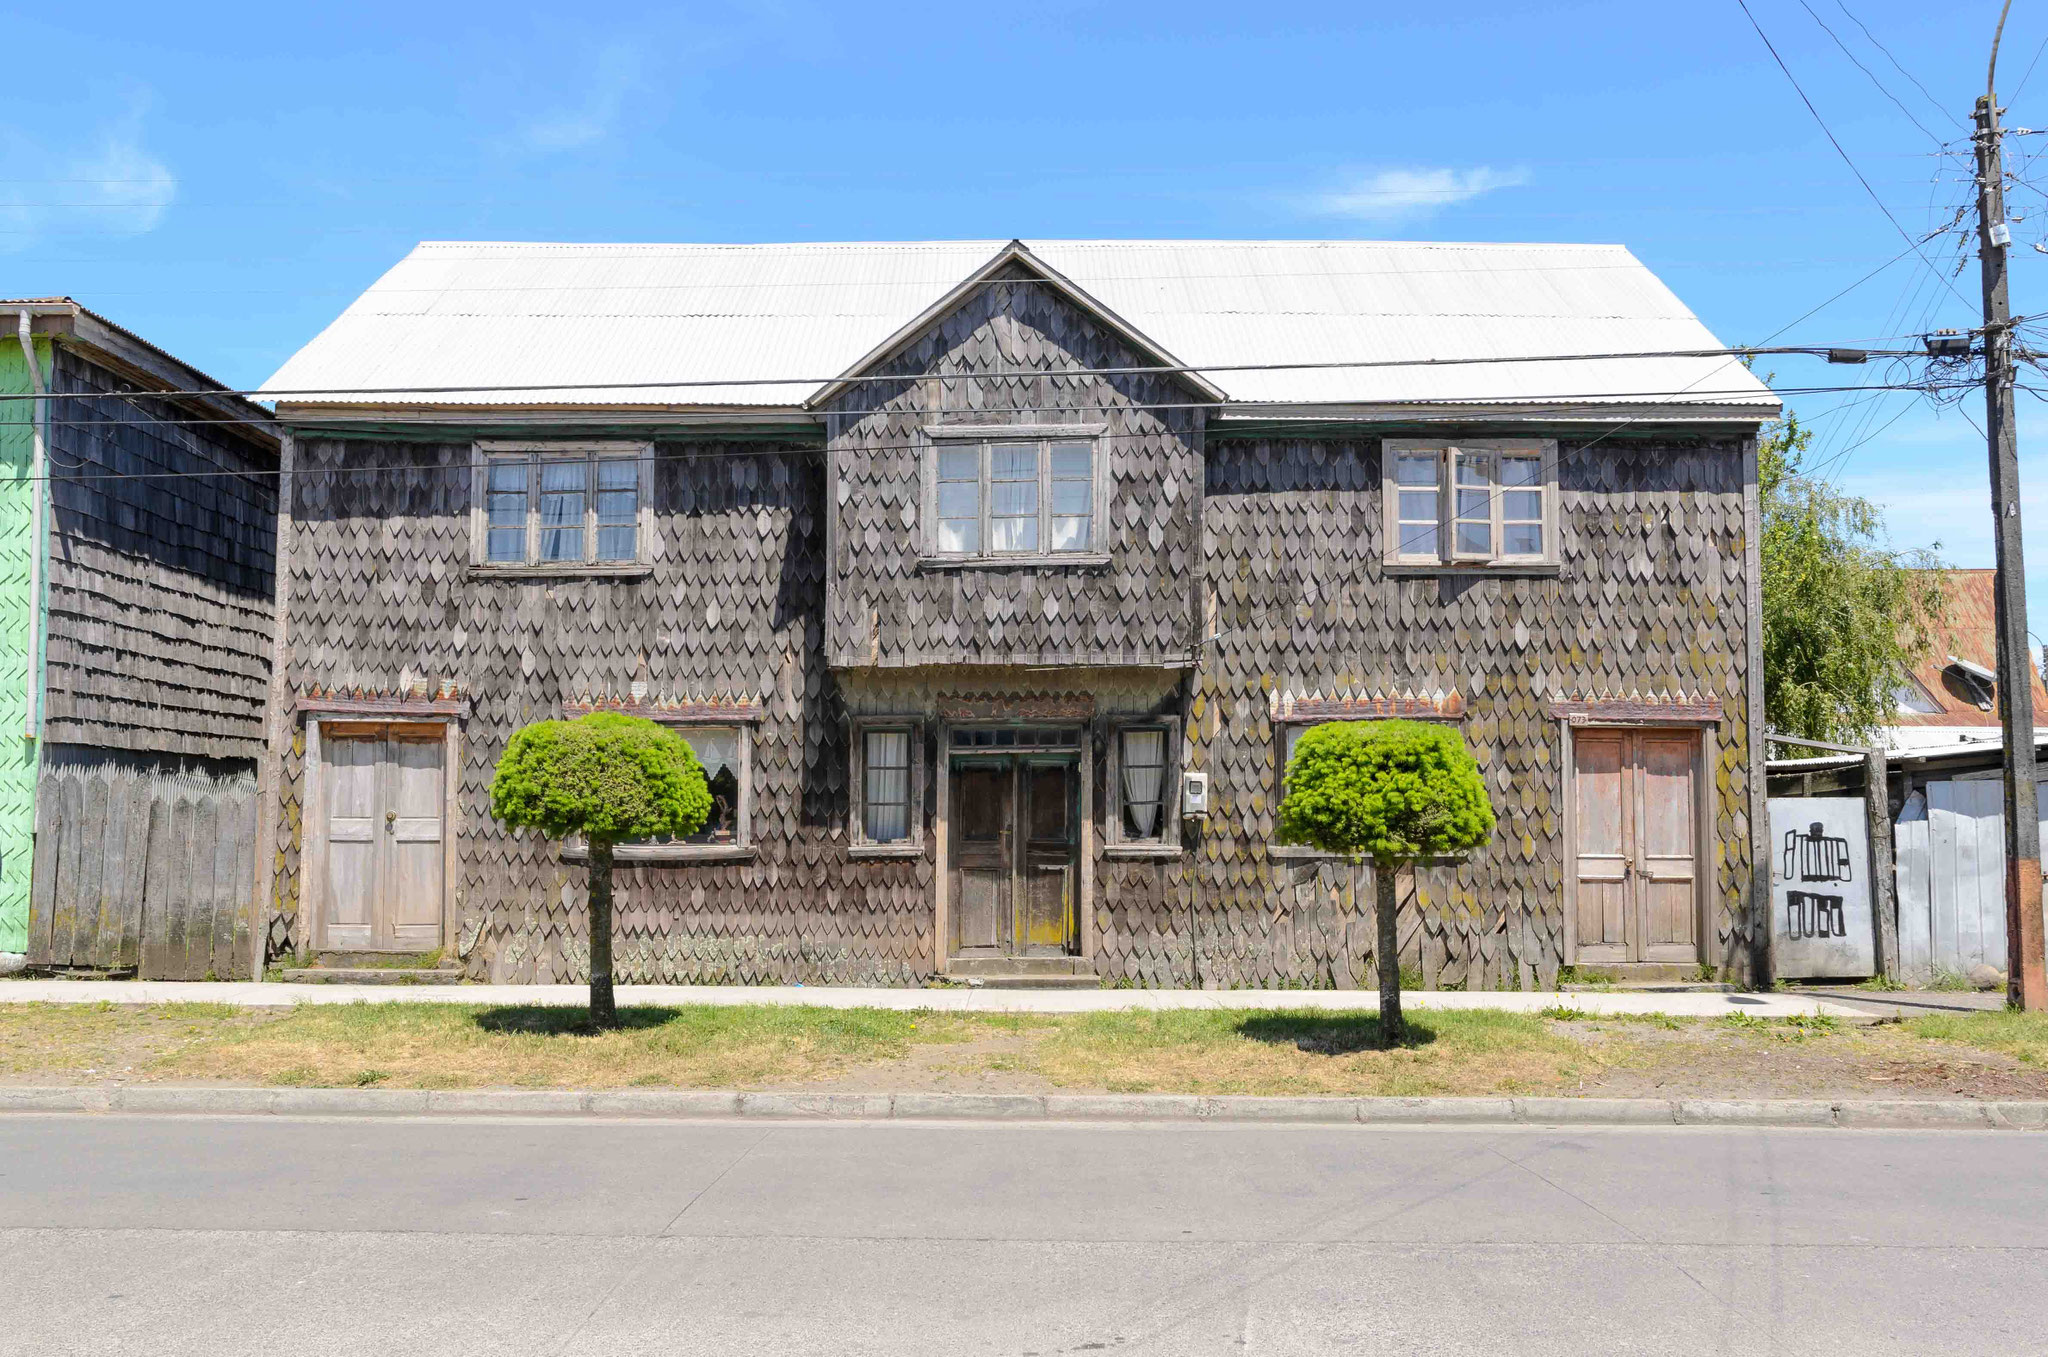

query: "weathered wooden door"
(949, 756), (1077, 960)
(1572, 729), (1700, 965)
(1017, 762), (1076, 956)
(324, 723), (445, 953)
(950, 762), (1012, 956)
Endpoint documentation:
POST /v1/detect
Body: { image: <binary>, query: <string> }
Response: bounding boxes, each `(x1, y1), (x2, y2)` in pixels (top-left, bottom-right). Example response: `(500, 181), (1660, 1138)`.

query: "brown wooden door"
(1572, 729), (1700, 966)
(949, 756), (1078, 960)
(950, 762), (1012, 956)
(1017, 762), (1076, 956)
(324, 724), (446, 953)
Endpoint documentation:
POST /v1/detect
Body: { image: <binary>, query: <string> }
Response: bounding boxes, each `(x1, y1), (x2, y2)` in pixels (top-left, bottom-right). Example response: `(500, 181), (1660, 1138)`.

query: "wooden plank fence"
(26, 763), (257, 979)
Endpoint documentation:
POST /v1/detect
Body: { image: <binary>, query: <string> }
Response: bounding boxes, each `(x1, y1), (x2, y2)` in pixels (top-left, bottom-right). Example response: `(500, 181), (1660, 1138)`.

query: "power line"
(1735, 0), (1975, 311)
(1798, 0), (1949, 148)
(1830, 0), (1966, 128)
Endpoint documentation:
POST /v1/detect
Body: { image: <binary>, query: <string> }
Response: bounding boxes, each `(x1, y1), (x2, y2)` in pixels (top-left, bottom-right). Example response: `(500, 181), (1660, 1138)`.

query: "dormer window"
(922, 428), (1105, 562)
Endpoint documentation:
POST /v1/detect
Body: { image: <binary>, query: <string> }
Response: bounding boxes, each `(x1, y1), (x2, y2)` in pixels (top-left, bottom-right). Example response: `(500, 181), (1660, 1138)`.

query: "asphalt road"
(4, 1114), (2043, 1356)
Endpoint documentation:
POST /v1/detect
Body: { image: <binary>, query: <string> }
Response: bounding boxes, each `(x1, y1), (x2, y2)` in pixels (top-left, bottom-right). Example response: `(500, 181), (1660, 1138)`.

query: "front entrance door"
(324, 722), (446, 953)
(1572, 728), (1701, 965)
(949, 757), (1077, 959)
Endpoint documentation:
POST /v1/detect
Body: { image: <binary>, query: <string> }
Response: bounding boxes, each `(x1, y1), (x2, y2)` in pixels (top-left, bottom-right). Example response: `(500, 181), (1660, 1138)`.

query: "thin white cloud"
(520, 44), (645, 153)
(1307, 166), (1531, 226)
(0, 101), (175, 253)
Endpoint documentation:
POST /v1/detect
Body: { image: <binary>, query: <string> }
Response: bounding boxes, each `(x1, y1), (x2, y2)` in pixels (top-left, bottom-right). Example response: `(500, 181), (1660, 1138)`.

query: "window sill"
(1382, 561), (1561, 578)
(849, 842), (926, 859)
(1103, 842), (1182, 859)
(562, 843), (756, 864)
(917, 553), (1111, 572)
(468, 562), (654, 581)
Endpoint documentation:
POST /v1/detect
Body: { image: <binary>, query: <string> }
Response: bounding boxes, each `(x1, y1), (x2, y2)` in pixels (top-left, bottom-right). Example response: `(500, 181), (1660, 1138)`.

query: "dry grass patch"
(0, 1002), (262, 1082)
(152, 1003), (1007, 1090)
(1026, 1008), (1595, 1096)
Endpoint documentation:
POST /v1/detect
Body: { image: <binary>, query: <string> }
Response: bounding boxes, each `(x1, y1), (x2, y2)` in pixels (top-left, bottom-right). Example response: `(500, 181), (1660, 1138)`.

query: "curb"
(1, 1086), (2043, 1129)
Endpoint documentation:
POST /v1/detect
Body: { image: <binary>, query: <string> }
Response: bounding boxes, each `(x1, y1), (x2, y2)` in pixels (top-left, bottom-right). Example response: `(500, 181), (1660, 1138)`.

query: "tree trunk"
(587, 838), (618, 1030)
(1375, 857), (1404, 1045)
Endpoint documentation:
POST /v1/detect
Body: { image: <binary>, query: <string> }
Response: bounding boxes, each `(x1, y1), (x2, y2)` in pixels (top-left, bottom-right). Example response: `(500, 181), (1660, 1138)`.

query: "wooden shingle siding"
(45, 349), (275, 761)
(1150, 436), (1756, 990)
(272, 437), (931, 983)
(825, 270), (1201, 668)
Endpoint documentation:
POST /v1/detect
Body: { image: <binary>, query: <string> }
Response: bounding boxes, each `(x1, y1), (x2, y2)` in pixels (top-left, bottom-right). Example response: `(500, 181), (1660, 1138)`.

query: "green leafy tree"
(1761, 409), (1946, 744)
(489, 712), (711, 1028)
(1277, 720), (1496, 1042)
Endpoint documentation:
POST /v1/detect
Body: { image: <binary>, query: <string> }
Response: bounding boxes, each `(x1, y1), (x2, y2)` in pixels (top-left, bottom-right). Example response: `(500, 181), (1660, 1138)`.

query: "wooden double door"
(323, 723), (446, 953)
(949, 758), (1077, 959)
(1571, 728), (1702, 965)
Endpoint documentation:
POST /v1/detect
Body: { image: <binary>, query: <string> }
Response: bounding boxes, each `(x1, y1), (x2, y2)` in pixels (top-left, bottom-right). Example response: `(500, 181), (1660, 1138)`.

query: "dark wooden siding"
(1096, 435), (1757, 990)
(45, 348), (276, 761)
(825, 270), (1202, 668)
(271, 437), (931, 983)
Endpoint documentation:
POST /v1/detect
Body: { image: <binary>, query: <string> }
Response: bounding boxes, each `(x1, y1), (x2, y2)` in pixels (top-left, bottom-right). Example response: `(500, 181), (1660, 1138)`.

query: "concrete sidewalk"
(0, 978), (1876, 1018)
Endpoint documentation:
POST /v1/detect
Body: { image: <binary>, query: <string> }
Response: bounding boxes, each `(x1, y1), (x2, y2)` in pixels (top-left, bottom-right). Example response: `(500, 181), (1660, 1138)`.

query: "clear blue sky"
(7, 0), (2048, 635)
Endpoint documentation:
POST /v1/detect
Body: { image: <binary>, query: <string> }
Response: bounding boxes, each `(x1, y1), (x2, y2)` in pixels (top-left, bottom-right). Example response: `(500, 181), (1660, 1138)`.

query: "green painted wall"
(0, 341), (43, 952)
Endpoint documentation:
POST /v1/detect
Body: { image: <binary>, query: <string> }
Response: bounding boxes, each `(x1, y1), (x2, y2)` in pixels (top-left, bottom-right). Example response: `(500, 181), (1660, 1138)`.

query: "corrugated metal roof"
(1889, 568), (2048, 731)
(259, 239), (1779, 410)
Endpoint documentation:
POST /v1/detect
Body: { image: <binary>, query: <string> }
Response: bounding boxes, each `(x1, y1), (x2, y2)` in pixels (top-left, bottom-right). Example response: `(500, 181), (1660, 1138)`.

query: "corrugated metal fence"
(27, 763), (256, 979)
(1894, 776), (2048, 983)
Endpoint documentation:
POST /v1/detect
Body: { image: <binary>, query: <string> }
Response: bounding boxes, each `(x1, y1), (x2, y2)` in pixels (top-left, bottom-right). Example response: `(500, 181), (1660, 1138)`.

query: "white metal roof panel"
(260, 239), (1776, 411)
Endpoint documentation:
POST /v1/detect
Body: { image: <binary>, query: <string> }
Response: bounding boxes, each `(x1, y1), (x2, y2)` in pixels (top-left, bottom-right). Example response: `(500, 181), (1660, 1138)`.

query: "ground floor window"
(850, 720), (925, 855)
(572, 721), (754, 861)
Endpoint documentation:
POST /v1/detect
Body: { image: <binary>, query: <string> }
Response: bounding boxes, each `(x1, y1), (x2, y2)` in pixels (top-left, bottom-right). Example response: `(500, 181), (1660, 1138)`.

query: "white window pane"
(938, 518), (979, 552)
(1455, 456), (1490, 487)
(991, 445), (1036, 479)
(596, 490), (637, 525)
(1395, 452), (1440, 486)
(487, 492), (524, 529)
(938, 448), (979, 481)
(539, 526), (583, 561)
(1398, 523), (1438, 556)
(1121, 729), (1167, 840)
(865, 803), (909, 843)
(937, 481), (979, 518)
(596, 525), (636, 560)
(1502, 523), (1543, 556)
(1049, 516), (1090, 551)
(1455, 521), (1491, 555)
(597, 457), (637, 490)
(1455, 488), (1488, 520)
(1500, 455), (1541, 486)
(1503, 490), (1542, 522)
(865, 765), (909, 806)
(991, 479), (1038, 517)
(681, 727), (740, 846)
(488, 460), (526, 493)
(487, 525), (525, 562)
(866, 729), (909, 769)
(682, 727), (739, 774)
(1050, 444), (1091, 477)
(540, 460), (586, 493)
(539, 459), (586, 562)
(1051, 480), (1091, 515)
(990, 516), (1038, 552)
(1397, 490), (1437, 521)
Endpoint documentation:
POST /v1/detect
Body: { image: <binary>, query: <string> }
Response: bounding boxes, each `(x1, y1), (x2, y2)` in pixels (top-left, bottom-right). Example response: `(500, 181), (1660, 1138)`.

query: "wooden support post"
(1864, 746), (1899, 979)
(247, 432), (296, 981)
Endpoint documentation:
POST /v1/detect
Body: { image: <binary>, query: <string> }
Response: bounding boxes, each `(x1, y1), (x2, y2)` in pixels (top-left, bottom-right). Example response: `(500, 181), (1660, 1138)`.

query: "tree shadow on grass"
(472, 1006), (682, 1037)
(1234, 1012), (1440, 1054)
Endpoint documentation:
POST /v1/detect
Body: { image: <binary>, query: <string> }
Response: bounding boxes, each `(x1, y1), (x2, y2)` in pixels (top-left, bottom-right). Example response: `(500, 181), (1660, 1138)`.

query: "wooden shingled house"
(4, 300), (278, 977)
(256, 239), (1779, 988)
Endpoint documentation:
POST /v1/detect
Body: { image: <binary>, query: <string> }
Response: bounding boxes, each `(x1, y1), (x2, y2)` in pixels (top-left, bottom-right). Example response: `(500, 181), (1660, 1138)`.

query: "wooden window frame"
(1382, 438), (1558, 572)
(1104, 720), (1181, 857)
(563, 717), (756, 863)
(470, 440), (655, 576)
(918, 424), (1111, 567)
(849, 718), (927, 858)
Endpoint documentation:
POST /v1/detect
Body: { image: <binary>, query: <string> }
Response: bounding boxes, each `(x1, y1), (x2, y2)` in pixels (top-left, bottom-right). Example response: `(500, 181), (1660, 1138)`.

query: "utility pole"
(1973, 85), (2048, 1011)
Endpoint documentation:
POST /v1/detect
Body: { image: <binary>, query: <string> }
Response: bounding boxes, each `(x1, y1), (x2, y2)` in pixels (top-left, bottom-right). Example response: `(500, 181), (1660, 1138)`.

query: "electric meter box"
(1181, 770), (1210, 817)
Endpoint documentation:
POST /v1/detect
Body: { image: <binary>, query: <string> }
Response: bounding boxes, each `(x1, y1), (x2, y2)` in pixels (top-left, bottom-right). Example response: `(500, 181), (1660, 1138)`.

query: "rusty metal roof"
(1893, 569), (2048, 729)
(259, 239), (1779, 414)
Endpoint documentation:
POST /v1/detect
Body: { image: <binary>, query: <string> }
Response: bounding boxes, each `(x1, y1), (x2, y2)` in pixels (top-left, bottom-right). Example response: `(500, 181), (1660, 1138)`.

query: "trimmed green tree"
(489, 712), (712, 1028)
(1276, 720), (1496, 1042)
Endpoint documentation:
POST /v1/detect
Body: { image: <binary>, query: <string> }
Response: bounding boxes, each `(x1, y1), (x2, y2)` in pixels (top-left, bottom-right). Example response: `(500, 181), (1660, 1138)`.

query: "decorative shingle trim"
(563, 694), (766, 724)
(1548, 692), (1725, 725)
(938, 693), (1096, 721)
(1269, 689), (1465, 721)
(296, 682), (469, 719)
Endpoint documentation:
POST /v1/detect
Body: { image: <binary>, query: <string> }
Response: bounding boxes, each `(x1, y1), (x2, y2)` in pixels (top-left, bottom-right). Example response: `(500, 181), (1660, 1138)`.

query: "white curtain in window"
(1121, 729), (1166, 839)
(864, 730), (911, 842)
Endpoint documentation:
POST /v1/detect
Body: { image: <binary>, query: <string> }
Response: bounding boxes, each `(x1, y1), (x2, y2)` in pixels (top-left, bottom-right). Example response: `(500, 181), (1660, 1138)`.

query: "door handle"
(385, 810), (397, 834)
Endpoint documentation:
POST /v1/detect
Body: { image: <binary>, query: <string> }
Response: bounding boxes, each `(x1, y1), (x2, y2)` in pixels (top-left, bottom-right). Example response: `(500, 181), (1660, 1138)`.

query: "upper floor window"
(473, 441), (652, 570)
(924, 433), (1102, 560)
(1384, 439), (1556, 568)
